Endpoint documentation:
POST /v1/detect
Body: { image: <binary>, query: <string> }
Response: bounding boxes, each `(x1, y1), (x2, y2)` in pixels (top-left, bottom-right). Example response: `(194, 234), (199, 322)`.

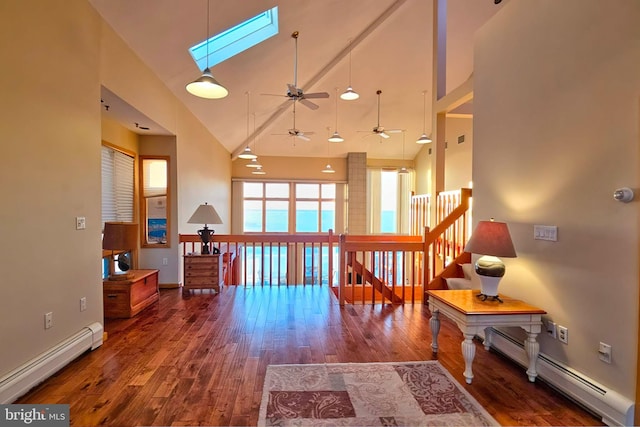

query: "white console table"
(427, 289), (546, 384)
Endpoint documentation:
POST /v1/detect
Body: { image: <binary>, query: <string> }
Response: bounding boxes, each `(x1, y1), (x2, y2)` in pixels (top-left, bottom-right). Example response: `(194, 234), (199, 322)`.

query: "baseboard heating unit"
(0, 322), (103, 404)
(488, 327), (634, 427)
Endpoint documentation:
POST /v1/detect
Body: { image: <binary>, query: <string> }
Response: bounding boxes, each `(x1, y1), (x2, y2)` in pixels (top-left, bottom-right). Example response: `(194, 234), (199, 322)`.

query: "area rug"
(258, 361), (499, 426)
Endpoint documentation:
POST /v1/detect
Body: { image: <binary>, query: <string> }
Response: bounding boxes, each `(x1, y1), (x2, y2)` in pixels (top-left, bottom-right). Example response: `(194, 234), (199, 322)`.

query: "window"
(140, 156), (169, 246)
(367, 169), (414, 234)
(242, 181), (336, 233)
(243, 182), (289, 232)
(189, 7), (278, 70)
(295, 183), (335, 233)
(101, 144), (135, 279)
(101, 144), (134, 228)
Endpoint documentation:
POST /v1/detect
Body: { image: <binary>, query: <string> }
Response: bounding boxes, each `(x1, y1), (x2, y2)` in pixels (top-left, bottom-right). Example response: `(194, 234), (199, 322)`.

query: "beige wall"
(232, 156), (348, 182)
(473, 0), (640, 398)
(0, 0), (232, 380)
(413, 116), (472, 196)
(0, 0), (104, 375)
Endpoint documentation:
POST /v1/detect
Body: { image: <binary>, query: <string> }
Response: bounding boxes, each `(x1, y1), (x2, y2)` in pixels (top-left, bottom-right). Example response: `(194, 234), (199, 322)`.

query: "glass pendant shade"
(322, 164), (335, 174)
(340, 86), (359, 101)
(328, 131), (344, 143)
(252, 167), (266, 175)
(238, 146), (257, 160)
(246, 158), (262, 168)
(186, 68), (229, 99)
(416, 133), (432, 144)
(398, 166), (409, 174)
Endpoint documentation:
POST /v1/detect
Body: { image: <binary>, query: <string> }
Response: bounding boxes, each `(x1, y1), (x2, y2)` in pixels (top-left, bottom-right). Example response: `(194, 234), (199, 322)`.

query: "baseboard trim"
(488, 328), (634, 427)
(0, 322), (103, 403)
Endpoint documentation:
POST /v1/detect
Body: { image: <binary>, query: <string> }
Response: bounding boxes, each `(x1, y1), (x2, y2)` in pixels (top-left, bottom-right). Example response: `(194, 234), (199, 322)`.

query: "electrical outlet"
(44, 312), (53, 329)
(162, 258), (168, 266)
(558, 325), (568, 344)
(75, 216), (86, 230)
(599, 342), (612, 364)
(80, 297), (87, 312)
(546, 321), (557, 339)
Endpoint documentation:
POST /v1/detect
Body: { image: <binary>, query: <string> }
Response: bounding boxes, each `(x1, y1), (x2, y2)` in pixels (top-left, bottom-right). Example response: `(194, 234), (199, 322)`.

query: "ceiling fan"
(263, 31), (329, 110)
(360, 90), (402, 139)
(273, 102), (314, 141)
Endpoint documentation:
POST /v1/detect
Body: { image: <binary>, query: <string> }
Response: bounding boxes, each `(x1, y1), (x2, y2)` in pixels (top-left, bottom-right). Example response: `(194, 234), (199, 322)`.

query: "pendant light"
(322, 127), (336, 173)
(416, 91), (432, 144)
(186, 0), (228, 99)
(399, 130), (409, 174)
(246, 113), (262, 168)
(340, 39), (359, 101)
(238, 92), (257, 159)
(328, 88), (344, 142)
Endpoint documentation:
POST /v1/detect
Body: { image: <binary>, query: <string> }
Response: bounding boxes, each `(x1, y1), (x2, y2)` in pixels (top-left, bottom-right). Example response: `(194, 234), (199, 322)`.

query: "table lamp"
(463, 219), (517, 302)
(103, 222), (139, 280)
(187, 202), (222, 254)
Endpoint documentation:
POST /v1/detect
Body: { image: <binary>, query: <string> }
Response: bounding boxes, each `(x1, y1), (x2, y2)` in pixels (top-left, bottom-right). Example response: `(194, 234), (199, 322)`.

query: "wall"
(413, 116), (472, 195)
(0, 0), (233, 383)
(0, 0), (103, 376)
(232, 156), (348, 182)
(473, 0), (640, 398)
(139, 135), (178, 286)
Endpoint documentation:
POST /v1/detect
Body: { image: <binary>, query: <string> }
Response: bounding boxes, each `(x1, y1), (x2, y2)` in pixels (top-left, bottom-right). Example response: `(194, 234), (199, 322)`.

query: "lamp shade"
(102, 222), (139, 250)
(464, 220), (517, 258)
(187, 203), (222, 225)
(185, 68), (229, 99)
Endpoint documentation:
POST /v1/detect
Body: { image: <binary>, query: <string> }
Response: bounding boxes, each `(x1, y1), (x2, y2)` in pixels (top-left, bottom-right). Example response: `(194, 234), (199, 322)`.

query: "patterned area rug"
(258, 361), (499, 426)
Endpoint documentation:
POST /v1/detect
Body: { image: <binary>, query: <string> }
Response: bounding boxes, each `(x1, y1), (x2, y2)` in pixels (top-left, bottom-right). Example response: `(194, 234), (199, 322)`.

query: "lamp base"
(475, 256), (505, 303)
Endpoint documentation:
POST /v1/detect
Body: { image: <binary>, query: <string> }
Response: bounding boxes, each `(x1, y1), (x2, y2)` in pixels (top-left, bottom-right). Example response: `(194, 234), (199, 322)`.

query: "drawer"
(185, 277), (218, 286)
(185, 270), (216, 278)
(185, 256), (220, 265)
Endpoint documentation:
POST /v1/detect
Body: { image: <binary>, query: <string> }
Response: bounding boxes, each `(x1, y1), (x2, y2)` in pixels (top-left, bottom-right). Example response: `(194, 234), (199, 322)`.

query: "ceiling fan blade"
(380, 132), (390, 139)
(296, 134), (311, 141)
(261, 93), (287, 97)
(299, 98), (319, 110)
(386, 129), (403, 134)
(303, 92), (329, 99)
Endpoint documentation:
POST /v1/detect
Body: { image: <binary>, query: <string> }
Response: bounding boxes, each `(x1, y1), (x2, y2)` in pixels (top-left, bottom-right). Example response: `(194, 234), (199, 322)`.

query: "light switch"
(534, 225), (557, 241)
(76, 216), (86, 230)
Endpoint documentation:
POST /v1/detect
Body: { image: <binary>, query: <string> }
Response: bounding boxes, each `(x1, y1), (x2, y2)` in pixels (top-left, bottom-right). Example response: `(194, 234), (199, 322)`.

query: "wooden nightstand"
(103, 269), (159, 318)
(183, 254), (223, 292)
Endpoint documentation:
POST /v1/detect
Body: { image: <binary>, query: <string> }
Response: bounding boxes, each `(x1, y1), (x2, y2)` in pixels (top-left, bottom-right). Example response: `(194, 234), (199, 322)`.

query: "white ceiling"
(92, 0), (507, 160)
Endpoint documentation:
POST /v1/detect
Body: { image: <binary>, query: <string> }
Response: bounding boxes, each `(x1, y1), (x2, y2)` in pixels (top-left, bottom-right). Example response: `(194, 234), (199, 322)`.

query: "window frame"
(139, 155), (170, 248)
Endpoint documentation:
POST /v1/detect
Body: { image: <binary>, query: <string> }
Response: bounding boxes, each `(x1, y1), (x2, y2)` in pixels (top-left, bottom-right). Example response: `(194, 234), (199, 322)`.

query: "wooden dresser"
(103, 269), (159, 318)
(183, 253), (223, 292)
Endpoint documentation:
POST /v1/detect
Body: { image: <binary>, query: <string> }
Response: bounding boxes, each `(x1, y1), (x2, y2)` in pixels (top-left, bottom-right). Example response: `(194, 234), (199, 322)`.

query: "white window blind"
(101, 145), (134, 229)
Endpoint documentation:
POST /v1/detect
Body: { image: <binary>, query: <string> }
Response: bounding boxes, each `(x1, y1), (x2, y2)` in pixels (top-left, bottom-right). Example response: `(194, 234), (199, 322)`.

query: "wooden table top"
(427, 289), (546, 315)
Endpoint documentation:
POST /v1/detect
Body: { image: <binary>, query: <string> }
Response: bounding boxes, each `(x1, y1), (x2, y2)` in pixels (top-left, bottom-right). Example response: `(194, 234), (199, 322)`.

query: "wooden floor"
(17, 285), (603, 426)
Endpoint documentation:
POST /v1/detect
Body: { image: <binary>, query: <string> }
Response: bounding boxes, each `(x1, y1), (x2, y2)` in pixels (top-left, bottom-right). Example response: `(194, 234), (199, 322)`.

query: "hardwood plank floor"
(17, 285), (603, 426)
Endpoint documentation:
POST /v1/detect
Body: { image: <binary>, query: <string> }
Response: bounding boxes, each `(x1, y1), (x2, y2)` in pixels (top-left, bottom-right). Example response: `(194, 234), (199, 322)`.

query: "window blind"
(101, 145), (134, 229)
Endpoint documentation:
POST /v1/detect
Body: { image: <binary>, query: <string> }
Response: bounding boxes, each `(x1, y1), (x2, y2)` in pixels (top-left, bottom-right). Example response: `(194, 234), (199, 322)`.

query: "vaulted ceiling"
(92, 0), (507, 160)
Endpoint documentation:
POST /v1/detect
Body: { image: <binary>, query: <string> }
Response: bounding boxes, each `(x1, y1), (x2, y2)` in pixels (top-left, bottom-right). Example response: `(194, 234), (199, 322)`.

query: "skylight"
(189, 6), (279, 70)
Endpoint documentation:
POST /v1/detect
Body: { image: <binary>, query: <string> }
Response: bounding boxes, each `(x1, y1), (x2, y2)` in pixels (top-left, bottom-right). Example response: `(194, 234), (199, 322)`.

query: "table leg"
(524, 332), (540, 382)
(483, 327), (493, 351)
(462, 333), (476, 384)
(430, 309), (440, 353)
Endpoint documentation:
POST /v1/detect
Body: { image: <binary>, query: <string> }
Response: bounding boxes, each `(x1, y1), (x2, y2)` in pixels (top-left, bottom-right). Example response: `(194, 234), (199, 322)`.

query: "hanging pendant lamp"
(416, 91), (432, 144)
(186, 0), (228, 99)
(340, 39), (359, 101)
(329, 88), (344, 142)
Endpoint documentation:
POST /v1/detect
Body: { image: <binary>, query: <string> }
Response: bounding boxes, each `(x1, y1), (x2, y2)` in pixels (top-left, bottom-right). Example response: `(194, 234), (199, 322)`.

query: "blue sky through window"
(189, 7), (278, 70)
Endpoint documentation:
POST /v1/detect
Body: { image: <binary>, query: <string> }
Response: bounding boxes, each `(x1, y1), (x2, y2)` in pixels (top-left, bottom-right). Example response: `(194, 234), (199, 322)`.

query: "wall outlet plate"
(558, 325), (568, 344)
